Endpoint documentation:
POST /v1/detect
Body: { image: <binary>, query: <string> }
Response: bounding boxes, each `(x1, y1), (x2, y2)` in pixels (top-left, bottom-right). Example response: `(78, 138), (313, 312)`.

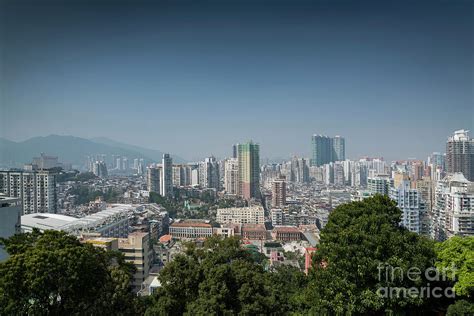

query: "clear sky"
(1, 0), (473, 161)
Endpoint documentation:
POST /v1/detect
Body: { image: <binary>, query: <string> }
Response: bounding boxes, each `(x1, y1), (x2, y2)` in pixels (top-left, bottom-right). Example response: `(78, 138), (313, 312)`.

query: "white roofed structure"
(21, 204), (133, 238)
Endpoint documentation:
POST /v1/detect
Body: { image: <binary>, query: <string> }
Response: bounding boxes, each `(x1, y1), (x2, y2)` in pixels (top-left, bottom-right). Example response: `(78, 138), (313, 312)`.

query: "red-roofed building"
(159, 234), (172, 244)
(241, 224), (267, 240)
(271, 226), (301, 241)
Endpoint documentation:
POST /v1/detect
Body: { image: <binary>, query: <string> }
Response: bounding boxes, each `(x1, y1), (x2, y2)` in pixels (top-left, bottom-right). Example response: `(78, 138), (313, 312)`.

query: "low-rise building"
(213, 224), (239, 238)
(169, 221), (213, 239)
(241, 224), (266, 240)
(21, 204), (132, 237)
(272, 226), (301, 242)
(216, 206), (265, 225)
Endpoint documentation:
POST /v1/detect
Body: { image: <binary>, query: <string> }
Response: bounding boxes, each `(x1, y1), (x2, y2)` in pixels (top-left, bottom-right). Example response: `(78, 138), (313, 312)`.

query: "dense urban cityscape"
(0, 129), (473, 313)
(1, 0), (473, 314)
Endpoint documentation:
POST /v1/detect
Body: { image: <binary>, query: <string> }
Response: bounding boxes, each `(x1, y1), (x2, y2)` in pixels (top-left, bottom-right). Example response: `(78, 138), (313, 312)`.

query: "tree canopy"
(435, 236), (474, 298)
(303, 195), (440, 314)
(145, 236), (306, 315)
(0, 230), (142, 315)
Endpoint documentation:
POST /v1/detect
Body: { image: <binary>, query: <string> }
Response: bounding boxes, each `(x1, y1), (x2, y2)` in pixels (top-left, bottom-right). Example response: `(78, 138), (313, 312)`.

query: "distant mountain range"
(0, 135), (186, 168)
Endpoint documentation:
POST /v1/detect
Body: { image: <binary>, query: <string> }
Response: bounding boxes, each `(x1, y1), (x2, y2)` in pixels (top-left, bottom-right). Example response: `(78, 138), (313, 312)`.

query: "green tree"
(75, 171), (98, 182)
(149, 192), (177, 218)
(0, 230), (141, 315)
(304, 195), (438, 314)
(435, 236), (474, 297)
(446, 300), (474, 316)
(145, 236), (298, 315)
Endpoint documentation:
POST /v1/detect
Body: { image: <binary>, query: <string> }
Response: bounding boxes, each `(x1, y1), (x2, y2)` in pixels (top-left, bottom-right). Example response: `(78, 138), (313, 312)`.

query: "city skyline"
(0, 129), (470, 162)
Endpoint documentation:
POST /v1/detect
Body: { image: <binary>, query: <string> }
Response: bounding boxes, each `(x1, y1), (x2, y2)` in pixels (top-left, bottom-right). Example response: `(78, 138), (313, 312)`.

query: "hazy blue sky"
(1, 0), (473, 161)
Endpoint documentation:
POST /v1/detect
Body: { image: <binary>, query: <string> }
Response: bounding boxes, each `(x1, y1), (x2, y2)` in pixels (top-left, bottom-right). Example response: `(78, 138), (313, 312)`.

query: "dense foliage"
(149, 192), (245, 219)
(145, 236), (307, 315)
(0, 230), (142, 315)
(57, 171), (97, 183)
(436, 236), (474, 297)
(70, 185), (119, 204)
(303, 195), (442, 314)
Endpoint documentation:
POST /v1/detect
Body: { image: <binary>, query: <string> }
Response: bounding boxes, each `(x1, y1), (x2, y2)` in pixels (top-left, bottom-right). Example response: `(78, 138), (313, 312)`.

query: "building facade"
(332, 135), (345, 162)
(92, 161), (108, 178)
(216, 206), (265, 225)
(118, 232), (152, 292)
(237, 142), (260, 200)
(224, 158), (239, 195)
(198, 157), (220, 190)
(271, 178), (286, 208)
(161, 154), (173, 197)
(368, 175), (393, 195)
(169, 221), (213, 239)
(0, 196), (21, 261)
(433, 173), (474, 240)
(147, 166), (161, 193)
(390, 180), (425, 234)
(0, 170), (57, 214)
(446, 130), (474, 181)
(311, 134), (346, 167)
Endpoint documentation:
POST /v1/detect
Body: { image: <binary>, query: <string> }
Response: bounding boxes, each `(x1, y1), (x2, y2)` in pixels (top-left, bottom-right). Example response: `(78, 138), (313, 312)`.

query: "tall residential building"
(115, 157), (122, 170)
(446, 130), (474, 181)
(351, 162), (368, 188)
(198, 157), (220, 190)
(92, 161), (108, 178)
(172, 165), (185, 187)
(311, 134), (346, 167)
(232, 144), (239, 159)
(368, 175), (393, 195)
(224, 158), (239, 195)
(147, 166), (161, 193)
(0, 196), (21, 261)
(311, 135), (332, 167)
(271, 178), (286, 208)
(332, 135), (345, 162)
(433, 173), (474, 240)
(122, 157), (129, 171)
(237, 142), (260, 200)
(0, 170), (57, 214)
(137, 159), (145, 175)
(390, 180), (425, 234)
(415, 178), (435, 212)
(290, 157), (309, 183)
(333, 162), (345, 186)
(161, 154), (173, 197)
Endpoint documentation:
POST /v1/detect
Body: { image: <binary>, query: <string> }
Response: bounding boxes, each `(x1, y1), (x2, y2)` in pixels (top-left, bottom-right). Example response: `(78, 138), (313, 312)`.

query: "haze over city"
(1, 1), (474, 315)
(1, 0), (472, 161)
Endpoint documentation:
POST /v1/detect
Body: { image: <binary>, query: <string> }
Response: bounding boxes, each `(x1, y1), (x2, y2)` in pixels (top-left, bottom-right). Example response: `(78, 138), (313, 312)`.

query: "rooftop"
(273, 226), (300, 233)
(241, 224), (266, 232)
(159, 234), (172, 243)
(171, 221), (212, 228)
(22, 213), (77, 231)
(21, 204), (135, 233)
